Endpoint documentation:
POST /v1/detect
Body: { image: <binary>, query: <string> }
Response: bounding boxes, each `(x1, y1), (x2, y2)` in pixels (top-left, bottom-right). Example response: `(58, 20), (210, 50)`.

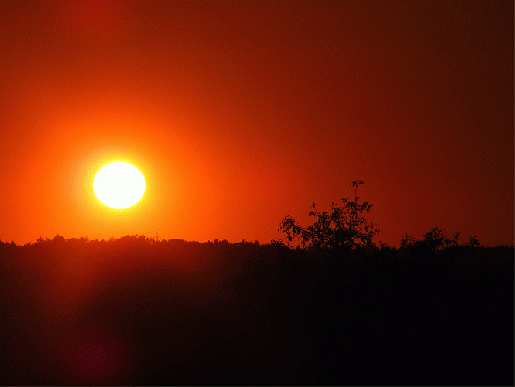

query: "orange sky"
(1, 0), (513, 247)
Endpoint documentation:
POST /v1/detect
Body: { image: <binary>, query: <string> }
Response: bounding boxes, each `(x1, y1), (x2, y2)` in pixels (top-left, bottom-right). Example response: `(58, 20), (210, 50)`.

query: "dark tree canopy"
(277, 181), (379, 251)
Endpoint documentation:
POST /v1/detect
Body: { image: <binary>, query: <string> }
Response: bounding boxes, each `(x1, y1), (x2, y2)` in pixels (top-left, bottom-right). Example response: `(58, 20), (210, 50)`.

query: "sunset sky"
(1, 0), (513, 247)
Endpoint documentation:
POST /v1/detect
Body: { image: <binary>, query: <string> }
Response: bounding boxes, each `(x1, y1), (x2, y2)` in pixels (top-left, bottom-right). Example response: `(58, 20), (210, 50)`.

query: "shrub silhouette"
(277, 181), (379, 250)
(401, 227), (479, 251)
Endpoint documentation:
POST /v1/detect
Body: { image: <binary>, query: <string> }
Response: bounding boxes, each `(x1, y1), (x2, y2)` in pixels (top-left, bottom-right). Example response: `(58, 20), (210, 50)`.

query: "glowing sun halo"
(93, 162), (146, 209)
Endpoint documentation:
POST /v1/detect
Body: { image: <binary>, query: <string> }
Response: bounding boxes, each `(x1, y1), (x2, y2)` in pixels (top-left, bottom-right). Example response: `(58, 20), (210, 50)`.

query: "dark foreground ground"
(1, 237), (513, 385)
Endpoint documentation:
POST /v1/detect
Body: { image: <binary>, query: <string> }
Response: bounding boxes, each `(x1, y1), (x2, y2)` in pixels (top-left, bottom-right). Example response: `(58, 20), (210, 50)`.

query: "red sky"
(1, 0), (513, 247)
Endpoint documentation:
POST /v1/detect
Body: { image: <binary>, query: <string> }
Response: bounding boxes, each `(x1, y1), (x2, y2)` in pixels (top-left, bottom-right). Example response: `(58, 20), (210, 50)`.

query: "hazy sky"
(1, 0), (513, 246)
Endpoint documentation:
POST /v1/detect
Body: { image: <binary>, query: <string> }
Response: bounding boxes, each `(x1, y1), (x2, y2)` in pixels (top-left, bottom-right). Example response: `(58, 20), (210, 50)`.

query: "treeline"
(3, 181), (512, 384)
(1, 233), (513, 385)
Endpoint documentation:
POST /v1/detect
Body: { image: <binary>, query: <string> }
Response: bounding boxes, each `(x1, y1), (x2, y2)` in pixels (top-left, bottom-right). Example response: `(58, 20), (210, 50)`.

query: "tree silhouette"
(401, 227), (477, 250)
(278, 181), (379, 250)
(422, 226), (448, 250)
(466, 235), (480, 247)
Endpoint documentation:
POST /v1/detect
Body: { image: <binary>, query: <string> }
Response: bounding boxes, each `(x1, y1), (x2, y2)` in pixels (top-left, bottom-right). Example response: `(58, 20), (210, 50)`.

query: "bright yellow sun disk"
(93, 162), (146, 208)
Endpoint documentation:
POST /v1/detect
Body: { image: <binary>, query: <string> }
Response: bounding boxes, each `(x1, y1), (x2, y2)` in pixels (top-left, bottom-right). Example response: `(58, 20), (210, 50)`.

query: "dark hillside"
(0, 237), (513, 385)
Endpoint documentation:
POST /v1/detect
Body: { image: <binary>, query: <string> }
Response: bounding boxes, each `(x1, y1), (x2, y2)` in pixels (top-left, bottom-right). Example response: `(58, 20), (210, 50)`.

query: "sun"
(93, 162), (146, 209)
